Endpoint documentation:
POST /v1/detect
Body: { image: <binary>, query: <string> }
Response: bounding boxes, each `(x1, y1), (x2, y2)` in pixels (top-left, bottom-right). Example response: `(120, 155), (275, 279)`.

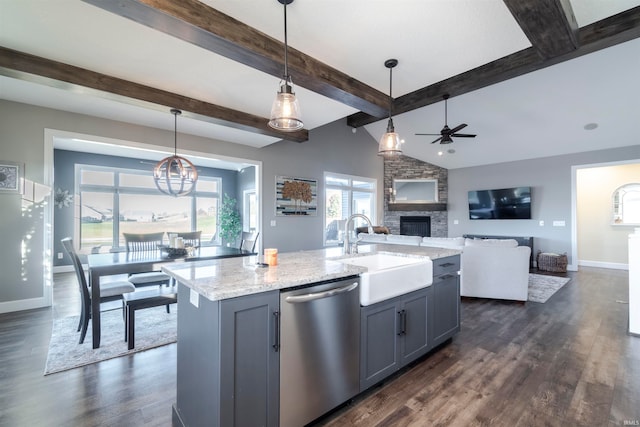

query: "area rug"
(44, 306), (176, 375)
(528, 273), (571, 303)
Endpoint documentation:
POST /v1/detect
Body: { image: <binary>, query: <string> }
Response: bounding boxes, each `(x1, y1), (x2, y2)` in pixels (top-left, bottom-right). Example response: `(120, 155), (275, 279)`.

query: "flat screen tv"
(468, 187), (531, 220)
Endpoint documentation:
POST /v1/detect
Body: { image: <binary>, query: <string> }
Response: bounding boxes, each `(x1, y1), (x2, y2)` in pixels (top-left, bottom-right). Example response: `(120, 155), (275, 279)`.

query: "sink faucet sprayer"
(343, 214), (374, 254)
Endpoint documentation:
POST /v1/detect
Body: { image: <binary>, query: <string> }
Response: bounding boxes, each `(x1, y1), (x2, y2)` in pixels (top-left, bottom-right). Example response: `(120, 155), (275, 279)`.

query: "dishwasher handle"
(284, 282), (359, 304)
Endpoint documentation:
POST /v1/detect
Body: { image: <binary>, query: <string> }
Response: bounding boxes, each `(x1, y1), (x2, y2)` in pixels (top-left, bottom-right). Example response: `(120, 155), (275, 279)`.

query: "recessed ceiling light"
(584, 123), (598, 130)
(438, 151), (443, 156)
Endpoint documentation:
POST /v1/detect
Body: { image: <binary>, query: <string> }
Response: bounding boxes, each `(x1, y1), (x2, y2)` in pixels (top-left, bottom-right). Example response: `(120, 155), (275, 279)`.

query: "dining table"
(87, 246), (255, 349)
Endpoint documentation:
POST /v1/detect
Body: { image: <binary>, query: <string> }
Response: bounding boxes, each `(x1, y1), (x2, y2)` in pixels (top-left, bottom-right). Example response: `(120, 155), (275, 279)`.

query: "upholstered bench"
(123, 286), (177, 350)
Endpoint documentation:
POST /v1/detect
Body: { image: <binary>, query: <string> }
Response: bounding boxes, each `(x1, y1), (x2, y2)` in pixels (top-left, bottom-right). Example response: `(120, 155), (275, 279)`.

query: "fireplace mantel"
(388, 202), (447, 211)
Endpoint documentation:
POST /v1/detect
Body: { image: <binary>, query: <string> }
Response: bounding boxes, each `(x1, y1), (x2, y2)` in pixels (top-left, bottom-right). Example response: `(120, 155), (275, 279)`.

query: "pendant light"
(268, 0), (303, 132)
(153, 109), (198, 197)
(378, 59), (403, 156)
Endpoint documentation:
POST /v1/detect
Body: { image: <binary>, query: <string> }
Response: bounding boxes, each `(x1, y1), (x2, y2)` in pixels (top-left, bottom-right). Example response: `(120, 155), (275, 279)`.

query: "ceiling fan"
(415, 94), (476, 144)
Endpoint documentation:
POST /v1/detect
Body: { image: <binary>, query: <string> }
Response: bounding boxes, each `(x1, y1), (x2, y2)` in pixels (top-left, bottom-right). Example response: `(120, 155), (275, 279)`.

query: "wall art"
(275, 175), (317, 216)
(0, 161), (23, 194)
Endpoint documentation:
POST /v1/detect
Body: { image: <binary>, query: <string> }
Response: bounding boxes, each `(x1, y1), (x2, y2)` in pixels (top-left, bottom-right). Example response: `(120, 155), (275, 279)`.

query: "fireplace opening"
(400, 216), (431, 237)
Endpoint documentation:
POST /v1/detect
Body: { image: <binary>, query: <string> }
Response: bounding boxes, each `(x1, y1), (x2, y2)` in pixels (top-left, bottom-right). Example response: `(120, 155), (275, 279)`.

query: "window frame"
(612, 183), (640, 226)
(323, 171), (377, 247)
(75, 164), (222, 251)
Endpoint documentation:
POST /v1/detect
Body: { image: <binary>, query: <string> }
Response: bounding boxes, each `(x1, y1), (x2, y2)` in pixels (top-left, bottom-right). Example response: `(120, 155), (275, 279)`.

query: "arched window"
(613, 183), (640, 225)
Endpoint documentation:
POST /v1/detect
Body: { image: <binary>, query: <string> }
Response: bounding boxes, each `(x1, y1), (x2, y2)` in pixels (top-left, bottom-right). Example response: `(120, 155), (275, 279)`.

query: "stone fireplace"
(384, 155), (448, 237)
(400, 216), (431, 237)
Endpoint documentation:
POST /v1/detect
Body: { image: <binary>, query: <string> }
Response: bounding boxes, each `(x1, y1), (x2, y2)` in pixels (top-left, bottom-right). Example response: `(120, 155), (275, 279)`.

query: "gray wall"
(52, 149), (240, 266)
(448, 145), (640, 267)
(0, 99), (383, 311)
(258, 122), (384, 253)
(0, 102), (47, 308)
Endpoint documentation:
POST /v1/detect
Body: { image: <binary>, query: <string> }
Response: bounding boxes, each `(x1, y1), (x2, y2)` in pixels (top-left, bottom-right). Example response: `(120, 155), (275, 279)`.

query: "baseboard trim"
(579, 260), (628, 270)
(0, 296), (50, 314)
(53, 265), (75, 274)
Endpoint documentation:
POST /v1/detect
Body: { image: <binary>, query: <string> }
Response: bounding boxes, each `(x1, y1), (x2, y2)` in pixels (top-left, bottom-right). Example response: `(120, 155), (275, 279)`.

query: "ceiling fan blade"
(451, 133), (476, 138)
(449, 123), (467, 134)
(430, 136), (443, 144)
(415, 133), (441, 136)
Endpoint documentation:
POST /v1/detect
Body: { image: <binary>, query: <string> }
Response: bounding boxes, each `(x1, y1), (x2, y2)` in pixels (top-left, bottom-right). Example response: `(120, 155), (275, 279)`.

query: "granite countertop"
(162, 244), (460, 302)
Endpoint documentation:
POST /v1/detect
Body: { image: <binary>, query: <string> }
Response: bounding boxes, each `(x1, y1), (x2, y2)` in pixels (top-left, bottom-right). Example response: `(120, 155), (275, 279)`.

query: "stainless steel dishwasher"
(280, 277), (360, 427)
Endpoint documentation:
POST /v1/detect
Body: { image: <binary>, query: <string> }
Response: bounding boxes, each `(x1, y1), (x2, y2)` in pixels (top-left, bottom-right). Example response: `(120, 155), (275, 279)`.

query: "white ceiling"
(1, 0), (639, 169)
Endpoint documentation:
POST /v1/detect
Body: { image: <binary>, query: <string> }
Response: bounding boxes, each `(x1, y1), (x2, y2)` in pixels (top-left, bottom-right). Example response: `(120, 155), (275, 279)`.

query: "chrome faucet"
(343, 214), (374, 254)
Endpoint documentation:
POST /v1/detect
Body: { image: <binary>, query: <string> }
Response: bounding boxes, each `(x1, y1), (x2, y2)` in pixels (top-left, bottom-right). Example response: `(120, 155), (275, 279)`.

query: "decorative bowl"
(158, 245), (188, 258)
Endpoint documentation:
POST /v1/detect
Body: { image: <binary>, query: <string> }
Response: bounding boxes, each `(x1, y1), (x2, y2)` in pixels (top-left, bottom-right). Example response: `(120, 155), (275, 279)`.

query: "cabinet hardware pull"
(402, 310), (407, 335)
(284, 282), (358, 303)
(439, 262), (455, 268)
(273, 311), (280, 352)
(439, 274), (455, 280)
(397, 310), (407, 336)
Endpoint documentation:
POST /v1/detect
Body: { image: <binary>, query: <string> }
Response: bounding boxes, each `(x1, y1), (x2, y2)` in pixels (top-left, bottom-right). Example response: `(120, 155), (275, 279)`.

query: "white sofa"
(460, 238), (531, 302)
(358, 234), (530, 301)
(357, 233), (422, 246)
(420, 236), (465, 250)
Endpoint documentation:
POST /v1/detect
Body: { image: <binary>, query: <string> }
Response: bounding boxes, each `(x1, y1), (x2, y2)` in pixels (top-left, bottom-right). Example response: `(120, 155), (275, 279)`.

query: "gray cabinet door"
(432, 256), (461, 347)
(360, 298), (400, 391)
(360, 287), (431, 391)
(399, 287), (430, 366)
(220, 291), (280, 427)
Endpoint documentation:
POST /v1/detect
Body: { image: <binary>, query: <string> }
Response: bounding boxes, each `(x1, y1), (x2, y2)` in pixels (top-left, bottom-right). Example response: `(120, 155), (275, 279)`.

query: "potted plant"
(219, 194), (242, 247)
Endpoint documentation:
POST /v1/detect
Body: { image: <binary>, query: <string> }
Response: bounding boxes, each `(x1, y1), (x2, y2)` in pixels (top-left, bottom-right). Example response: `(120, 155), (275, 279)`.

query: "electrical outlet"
(270, 220), (276, 227)
(57, 252), (63, 259)
(553, 220), (566, 227)
(453, 219), (459, 225)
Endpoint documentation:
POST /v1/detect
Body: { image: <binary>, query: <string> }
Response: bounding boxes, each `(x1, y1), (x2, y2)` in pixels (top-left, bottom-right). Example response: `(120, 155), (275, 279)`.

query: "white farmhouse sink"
(335, 253), (433, 306)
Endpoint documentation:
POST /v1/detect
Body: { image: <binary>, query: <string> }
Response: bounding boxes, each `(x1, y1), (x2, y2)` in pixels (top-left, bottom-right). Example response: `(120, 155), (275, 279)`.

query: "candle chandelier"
(153, 109), (198, 197)
(268, 0), (303, 132)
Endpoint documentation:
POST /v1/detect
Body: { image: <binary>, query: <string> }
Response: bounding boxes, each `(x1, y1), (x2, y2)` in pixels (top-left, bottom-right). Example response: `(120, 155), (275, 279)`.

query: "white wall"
(577, 163), (640, 268)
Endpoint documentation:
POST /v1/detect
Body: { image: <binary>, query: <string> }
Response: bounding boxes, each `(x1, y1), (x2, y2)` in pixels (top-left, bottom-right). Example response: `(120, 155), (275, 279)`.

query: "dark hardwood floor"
(1, 267), (638, 426)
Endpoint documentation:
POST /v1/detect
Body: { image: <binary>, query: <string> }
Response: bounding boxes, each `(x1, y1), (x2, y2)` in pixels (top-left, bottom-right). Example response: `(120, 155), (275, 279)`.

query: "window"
(243, 190), (258, 232)
(613, 183), (640, 225)
(76, 165), (221, 253)
(324, 172), (376, 246)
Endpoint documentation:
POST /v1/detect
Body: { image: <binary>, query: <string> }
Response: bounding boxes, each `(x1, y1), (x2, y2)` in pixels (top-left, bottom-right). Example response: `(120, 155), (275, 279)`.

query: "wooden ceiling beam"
(0, 46), (308, 142)
(503, 0), (579, 59)
(347, 6), (640, 129)
(82, 0), (390, 118)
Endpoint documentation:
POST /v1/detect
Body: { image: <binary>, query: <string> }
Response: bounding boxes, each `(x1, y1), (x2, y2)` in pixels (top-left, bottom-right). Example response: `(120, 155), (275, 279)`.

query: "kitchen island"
(163, 244), (461, 427)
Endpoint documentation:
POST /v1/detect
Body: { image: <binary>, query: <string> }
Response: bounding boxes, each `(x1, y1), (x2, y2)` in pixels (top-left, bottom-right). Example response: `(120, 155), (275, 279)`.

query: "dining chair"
(61, 237), (135, 344)
(122, 232), (173, 312)
(239, 231), (259, 253)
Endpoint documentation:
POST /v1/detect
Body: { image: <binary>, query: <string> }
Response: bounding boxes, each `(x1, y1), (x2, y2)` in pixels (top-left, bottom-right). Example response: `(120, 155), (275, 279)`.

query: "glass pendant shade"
(153, 109), (198, 197)
(378, 58), (402, 156)
(268, 0), (303, 132)
(269, 81), (303, 131)
(378, 118), (402, 156)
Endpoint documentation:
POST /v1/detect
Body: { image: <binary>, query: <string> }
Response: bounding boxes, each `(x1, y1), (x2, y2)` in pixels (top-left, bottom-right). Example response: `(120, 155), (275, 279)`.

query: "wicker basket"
(536, 250), (568, 273)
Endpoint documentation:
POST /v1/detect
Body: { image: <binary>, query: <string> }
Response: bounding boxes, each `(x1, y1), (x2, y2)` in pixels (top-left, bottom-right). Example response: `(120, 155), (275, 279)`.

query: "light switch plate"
(539, 220), (545, 226)
(270, 220), (276, 227)
(553, 220), (566, 227)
